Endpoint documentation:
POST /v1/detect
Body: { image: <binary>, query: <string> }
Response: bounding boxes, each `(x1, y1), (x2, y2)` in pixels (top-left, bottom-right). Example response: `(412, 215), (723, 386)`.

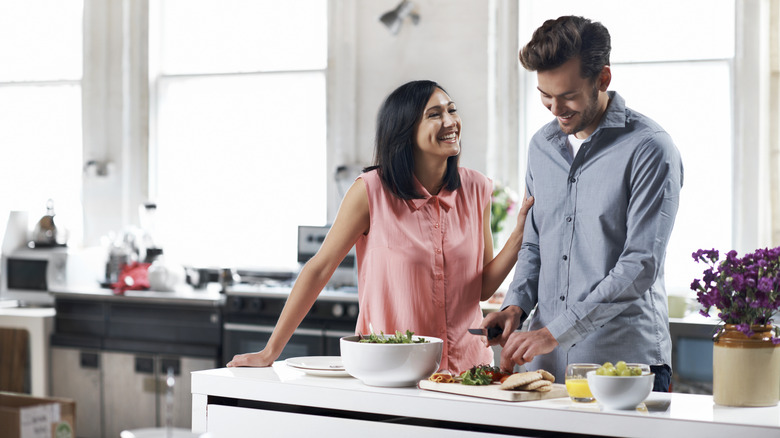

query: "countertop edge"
(191, 365), (780, 438)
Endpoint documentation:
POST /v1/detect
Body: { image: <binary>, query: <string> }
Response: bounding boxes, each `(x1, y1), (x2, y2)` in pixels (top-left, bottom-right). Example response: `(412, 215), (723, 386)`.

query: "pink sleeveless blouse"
(355, 167), (493, 373)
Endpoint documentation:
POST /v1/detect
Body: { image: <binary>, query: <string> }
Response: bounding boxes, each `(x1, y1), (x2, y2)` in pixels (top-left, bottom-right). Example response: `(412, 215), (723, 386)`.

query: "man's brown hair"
(519, 15), (611, 80)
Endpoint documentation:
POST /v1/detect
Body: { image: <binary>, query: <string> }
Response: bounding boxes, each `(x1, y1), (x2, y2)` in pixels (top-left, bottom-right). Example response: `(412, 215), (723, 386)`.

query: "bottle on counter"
(139, 202), (163, 263)
(104, 232), (136, 285)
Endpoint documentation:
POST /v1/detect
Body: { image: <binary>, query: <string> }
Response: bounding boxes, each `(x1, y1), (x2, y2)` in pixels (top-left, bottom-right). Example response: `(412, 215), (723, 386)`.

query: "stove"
(221, 283), (359, 364)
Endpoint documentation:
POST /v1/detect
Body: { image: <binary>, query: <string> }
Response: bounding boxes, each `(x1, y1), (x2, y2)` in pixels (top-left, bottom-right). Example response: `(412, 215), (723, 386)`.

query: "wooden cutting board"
(418, 380), (568, 402)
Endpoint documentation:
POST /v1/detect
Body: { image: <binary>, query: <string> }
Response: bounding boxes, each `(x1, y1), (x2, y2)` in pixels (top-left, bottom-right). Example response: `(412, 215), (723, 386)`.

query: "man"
(482, 15), (683, 392)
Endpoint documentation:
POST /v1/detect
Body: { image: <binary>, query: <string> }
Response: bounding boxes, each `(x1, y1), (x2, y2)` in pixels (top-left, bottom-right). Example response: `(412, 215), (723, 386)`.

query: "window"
(0, 0), (84, 243)
(149, 0), (328, 270)
(518, 0), (735, 293)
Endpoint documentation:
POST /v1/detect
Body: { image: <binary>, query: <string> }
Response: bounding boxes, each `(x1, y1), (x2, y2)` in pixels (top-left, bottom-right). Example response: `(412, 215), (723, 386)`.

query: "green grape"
(631, 366), (642, 376)
(618, 368), (632, 376)
(596, 366), (607, 376)
(602, 362), (614, 369)
(615, 361), (627, 371)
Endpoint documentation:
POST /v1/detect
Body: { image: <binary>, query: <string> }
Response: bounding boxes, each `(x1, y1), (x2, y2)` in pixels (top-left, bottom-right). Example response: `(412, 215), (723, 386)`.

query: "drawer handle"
(135, 356), (154, 374)
(80, 352), (99, 369)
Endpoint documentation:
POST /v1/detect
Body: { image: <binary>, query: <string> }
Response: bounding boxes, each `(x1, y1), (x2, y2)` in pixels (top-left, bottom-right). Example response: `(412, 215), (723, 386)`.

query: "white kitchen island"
(191, 362), (780, 438)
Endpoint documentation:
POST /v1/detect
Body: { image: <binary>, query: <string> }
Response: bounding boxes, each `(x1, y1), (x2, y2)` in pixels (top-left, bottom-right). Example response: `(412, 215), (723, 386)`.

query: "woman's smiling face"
(414, 87), (461, 160)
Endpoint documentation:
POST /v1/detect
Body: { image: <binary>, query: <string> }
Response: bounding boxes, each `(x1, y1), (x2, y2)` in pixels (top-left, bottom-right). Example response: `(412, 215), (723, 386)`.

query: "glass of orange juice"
(565, 363), (599, 403)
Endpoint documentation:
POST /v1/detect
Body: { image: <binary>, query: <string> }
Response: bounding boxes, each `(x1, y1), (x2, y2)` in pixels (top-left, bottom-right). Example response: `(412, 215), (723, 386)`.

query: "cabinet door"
(102, 351), (157, 438)
(50, 347), (102, 438)
(157, 356), (216, 429)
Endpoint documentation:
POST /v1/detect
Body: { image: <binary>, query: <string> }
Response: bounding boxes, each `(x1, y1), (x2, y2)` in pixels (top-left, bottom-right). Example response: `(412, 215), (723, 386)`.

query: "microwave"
(1, 246), (103, 307)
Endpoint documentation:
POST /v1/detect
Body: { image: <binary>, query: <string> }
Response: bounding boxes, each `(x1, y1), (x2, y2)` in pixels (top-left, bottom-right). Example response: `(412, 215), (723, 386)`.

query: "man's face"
(536, 57), (609, 139)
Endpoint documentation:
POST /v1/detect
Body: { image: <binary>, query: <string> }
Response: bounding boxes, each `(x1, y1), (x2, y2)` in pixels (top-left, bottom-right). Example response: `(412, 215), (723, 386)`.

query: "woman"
(227, 80), (533, 372)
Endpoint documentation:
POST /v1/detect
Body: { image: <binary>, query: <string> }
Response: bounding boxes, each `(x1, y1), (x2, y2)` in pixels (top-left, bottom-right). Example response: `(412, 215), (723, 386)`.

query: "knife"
(467, 326), (502, 340)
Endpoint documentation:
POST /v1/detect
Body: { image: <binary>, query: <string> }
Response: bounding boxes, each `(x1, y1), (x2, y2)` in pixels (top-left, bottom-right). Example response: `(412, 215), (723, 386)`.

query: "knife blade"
(467, 326), (502, 340)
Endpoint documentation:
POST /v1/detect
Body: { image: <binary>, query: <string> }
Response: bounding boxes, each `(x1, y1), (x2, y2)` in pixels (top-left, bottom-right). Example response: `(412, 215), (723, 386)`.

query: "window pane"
(158, 0), (327, 74)
(0, 85), (83, 241)
(523, 62), (732, 293)
(520, 2), (735, 296)
(0, 0), (83, 81)
(154, 73), (327, 269)
(520, 0), (734, 62)
(611, 62), (732, 292)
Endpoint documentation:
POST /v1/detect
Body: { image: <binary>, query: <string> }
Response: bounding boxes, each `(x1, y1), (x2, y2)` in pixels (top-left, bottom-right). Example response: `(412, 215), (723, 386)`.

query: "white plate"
(285, 356), (350, 377)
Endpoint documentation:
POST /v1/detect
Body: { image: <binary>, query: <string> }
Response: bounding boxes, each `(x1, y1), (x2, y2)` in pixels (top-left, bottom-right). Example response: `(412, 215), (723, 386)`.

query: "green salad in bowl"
(341, 330), (442, 387)
(359, 330), (430, 344)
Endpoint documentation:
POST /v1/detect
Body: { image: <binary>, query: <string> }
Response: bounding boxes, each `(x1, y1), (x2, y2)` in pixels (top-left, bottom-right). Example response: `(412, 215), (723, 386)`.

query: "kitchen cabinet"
(50, 347), (102, 437)
(51, 347), (216, 438)
(192, 364), (780, 438)
(102, 351), (214, 438)
(49, 286), (222, 438)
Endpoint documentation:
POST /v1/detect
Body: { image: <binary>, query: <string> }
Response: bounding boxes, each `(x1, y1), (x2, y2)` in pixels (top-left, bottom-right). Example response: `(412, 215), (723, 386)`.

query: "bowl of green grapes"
(586, 361), (653, 410)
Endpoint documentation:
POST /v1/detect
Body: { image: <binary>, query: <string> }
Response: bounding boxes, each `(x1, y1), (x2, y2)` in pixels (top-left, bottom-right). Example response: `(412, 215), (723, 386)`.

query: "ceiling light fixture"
(379, 1), (420, 36)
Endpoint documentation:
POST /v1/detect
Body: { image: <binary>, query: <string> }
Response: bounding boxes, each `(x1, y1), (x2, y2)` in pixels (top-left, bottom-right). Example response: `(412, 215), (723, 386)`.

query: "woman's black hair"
(363, 80), (461, 199)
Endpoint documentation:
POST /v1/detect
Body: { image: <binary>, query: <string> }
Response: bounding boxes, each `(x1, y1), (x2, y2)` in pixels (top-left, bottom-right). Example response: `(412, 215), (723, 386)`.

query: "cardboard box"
(0, 392), (75, 438)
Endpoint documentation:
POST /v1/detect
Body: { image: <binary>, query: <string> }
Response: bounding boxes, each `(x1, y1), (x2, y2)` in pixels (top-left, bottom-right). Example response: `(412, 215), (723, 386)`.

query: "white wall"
(327, 0), (495, 219)
(354, 1), (490, 170)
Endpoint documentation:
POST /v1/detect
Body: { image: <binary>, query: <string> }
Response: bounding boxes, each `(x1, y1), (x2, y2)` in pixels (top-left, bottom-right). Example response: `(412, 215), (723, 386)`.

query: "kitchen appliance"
(222, 284), (358, 364)
(1, 210), (102, 306)
(31, 199), (68, 247)
(297, 225), (356, 289)
(222, 225), (359, 363)
(0, 246), (104, 307)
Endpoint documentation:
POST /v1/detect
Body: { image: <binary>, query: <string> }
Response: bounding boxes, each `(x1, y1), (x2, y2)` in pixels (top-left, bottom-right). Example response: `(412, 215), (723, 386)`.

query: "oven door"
(323, 329), (355, 356)
(222, 323), (325, 365)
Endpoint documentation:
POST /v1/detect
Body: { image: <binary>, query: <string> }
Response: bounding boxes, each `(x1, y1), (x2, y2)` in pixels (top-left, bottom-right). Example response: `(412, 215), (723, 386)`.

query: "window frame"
(80, 0), (344, 248)
(77, 1), (777, 263)
(510, 1), (775, 265)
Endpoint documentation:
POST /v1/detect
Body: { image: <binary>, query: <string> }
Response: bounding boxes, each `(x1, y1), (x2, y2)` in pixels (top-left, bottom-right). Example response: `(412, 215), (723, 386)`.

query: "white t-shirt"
(567, 134), (587, 160)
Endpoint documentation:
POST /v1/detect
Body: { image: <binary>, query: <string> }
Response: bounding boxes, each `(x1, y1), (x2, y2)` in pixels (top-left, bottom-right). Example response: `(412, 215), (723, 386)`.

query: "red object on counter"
(111, 261), (151, 295)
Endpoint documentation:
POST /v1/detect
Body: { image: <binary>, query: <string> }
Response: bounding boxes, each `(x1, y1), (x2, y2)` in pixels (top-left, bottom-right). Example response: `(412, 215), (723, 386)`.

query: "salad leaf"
(359, 329), (429, 344)
(460, 367), (492, 385)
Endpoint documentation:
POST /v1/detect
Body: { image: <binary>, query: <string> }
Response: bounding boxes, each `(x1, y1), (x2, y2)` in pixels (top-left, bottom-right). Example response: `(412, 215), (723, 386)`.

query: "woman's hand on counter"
(227, 349), (275, 368)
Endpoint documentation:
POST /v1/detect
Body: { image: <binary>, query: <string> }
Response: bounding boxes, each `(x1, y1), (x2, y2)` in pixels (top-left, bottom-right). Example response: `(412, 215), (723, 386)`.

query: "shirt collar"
(408, 174), (456, 211)
(543, 90), (626, 143)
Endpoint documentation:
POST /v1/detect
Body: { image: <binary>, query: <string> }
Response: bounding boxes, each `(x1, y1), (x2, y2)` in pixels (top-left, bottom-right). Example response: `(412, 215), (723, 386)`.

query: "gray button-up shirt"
(503, 91), (683, 381)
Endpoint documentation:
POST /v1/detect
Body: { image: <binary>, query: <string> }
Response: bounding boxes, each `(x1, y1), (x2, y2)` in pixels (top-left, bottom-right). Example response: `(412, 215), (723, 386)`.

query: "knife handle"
(486, 325), (502, 340)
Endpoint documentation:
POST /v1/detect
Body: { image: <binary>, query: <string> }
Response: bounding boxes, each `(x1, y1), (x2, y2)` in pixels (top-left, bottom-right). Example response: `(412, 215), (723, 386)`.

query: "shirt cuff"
(546, 313), (581, 350)
(500, 292), (535, 317)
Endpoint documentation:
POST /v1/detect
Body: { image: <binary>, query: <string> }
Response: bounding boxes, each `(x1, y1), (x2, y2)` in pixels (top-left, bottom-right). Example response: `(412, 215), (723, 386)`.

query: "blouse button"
(562, 255), (568, 261)
(435, 248), (442, 254)
(434, 223), (439, 229)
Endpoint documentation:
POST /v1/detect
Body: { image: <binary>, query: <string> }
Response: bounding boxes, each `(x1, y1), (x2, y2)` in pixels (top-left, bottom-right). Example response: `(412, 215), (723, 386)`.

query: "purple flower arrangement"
(691, 246), (780, 343)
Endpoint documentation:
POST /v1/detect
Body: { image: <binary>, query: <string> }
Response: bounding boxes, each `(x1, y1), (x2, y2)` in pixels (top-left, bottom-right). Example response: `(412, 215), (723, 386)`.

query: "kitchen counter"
(191, 363), (780, 438)
(49, 284), (224, 307)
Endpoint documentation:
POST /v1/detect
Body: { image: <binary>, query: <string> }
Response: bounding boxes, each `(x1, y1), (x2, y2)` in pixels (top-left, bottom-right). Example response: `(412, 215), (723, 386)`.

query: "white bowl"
(587, 370), (654, 410)
(340, 335), (443, 387)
